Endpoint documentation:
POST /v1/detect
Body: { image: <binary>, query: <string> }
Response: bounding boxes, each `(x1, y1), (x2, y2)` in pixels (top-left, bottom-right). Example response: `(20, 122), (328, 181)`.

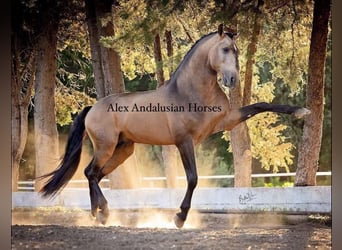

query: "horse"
(39, 24), (310, 228)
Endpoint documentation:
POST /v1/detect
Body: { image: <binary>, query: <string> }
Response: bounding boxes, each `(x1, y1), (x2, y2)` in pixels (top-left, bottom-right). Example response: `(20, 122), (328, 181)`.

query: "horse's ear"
(218, 24), (224, 37)
(227, 32), (239, 40)
(232, 32), (239, 41)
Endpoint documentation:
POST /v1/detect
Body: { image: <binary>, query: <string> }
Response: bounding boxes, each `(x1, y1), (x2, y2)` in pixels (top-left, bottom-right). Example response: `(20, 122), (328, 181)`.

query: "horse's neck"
(165, 34), (230, 107)
(167, 59), (220, 104)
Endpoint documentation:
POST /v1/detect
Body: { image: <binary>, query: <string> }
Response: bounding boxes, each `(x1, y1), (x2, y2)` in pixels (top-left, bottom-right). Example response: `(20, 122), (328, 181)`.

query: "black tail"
(39, 106), (92, 198)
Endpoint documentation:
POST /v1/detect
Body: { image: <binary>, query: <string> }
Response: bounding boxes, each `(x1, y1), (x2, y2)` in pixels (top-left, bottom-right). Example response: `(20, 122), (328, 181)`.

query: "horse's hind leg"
(85, 139), (135, 224)
(83, 126), (119, 223)
(174, 138), (198, 228)
(100, 140), (135, 176)
(84, 148), (114, 224)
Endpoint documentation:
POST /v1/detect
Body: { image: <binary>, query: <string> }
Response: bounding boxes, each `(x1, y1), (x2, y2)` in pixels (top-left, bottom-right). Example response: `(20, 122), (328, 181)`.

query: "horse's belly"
(120, 113), (175, 145)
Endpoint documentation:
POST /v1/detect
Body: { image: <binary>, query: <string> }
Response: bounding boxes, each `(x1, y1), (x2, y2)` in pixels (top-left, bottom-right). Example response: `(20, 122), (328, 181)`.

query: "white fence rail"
(12, 186), (331, 213)
(142, 171), (331, 181)
(17, 172), (331, 191)
(18, 179), (111, 191)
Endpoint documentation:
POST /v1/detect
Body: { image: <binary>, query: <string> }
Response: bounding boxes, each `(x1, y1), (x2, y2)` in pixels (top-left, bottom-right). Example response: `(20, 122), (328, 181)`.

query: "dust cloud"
(12, 207), (203, 229)
(18, 133), (224, 230)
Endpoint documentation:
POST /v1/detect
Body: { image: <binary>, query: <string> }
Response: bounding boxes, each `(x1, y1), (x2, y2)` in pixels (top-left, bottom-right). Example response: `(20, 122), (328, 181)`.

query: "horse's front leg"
(223, 102), (310, 130)
(248, 102), (311, 118)
(240, 102), (311, 120)
(174, 138), (198, 228)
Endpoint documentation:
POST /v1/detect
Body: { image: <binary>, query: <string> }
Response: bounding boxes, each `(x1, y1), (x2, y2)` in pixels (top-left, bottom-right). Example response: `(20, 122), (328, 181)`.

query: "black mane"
(167, 31), (235, 85)
(169, 32), (216, 81)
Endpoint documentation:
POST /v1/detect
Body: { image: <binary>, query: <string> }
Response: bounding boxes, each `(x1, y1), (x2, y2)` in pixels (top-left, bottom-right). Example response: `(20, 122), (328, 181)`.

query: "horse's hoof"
(96, 212), (108, 225)
(96, 209), (109, 225)
(174, 214), (185, 229)
(91, 208), (97, 218)
(294, 108), (311, 118)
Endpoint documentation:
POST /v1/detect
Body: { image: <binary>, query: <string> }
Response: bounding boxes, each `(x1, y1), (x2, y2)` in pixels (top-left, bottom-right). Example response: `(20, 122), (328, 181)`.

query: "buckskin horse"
(39, 25), (310, 228)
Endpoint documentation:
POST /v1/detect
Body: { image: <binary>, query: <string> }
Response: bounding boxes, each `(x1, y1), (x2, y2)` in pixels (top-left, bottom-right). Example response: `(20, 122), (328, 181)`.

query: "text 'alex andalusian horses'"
(39, 25), (310, 228)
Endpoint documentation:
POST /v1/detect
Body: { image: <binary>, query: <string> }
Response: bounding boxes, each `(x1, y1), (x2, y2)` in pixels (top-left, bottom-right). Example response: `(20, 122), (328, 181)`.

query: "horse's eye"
(222, 47), (229, 53)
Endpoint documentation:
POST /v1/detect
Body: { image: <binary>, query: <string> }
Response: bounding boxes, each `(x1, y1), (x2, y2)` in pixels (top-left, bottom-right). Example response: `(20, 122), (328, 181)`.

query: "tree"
(33, 0), (64, 191)
(295, 0), (331, 186)
(224, 0), (263, 187)
(85, 0), (124, 96)
(85, 0), (138, 188)
(12, 0), (92, 190)
(229, 87), (253, 187)
(11, 0), (36, 190)
(33, 0), (63, 191)
(154, 32), (165, 87)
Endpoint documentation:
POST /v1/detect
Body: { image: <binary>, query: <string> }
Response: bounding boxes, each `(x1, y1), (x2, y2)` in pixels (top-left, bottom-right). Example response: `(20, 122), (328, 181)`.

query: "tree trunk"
(154, 30), (178, 188)
(85, 0), (138, 189)
(11, 50), (34, 191)
(96, 1), (125, 94)
(243, 10), (262, 106)
(85, 0), (125, 97)
(230, 9), (262, 187)
(11, 71), (20, 192)
(154, 33), (165, 87)
(229, 87), (252, 187)
(295, 0), (330, 186)
(11, 39), (22, 191)
(85, 0), (106, 98)
(34, 21), (60, 191)
(165, 30), (174, 75)
(162, 145), (178, 188)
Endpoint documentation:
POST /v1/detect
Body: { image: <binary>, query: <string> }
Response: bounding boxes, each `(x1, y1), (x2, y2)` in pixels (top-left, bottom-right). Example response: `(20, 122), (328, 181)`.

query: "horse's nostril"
(222, 73), (237, 88)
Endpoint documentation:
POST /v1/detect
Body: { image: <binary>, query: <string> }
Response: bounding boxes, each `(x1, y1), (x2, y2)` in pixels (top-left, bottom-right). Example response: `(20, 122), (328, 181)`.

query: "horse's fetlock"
(188, 176), (198, 189)
(177, 211), (187, 221)
(84, 165), (101, 180)
(84, 167), (93, 179)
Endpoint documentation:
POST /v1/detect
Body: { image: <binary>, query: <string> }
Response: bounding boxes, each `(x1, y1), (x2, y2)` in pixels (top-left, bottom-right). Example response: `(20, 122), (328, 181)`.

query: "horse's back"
(84, 90), (180, 145)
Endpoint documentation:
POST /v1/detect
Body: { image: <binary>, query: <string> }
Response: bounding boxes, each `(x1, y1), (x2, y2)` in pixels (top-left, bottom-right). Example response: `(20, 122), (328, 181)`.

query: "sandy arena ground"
(12, 208), (331, 249)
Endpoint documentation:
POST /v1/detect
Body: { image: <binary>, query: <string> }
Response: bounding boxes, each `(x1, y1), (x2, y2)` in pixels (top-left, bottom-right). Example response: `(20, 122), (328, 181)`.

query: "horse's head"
(208, 24), (239, 89)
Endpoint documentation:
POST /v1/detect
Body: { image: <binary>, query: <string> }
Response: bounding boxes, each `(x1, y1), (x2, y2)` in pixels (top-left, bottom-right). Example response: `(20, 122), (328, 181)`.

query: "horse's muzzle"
(222, 72), (237, 89)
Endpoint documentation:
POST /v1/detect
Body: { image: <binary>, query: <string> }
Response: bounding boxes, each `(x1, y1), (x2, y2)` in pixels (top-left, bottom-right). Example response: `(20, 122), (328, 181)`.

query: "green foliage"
(124, 74), (157, 92)
(55, 83), (95, 126)
(264, 180), (294, 188)
(55, 45), (96, 126)
(223, 82), (295, 173)
(259, 4), (313, 92)
(111, 0), (221, 80)
(248, 83), (294, 173)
